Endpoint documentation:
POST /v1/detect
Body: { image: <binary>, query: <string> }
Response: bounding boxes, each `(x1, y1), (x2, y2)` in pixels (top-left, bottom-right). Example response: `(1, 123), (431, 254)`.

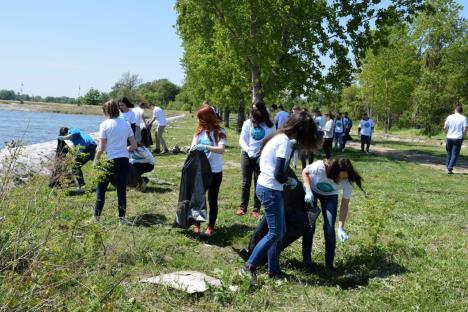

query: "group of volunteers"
(56, 98), (167, 224)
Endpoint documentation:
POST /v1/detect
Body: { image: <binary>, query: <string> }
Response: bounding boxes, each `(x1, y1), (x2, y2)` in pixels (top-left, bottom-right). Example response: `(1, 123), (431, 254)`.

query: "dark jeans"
(302, 192), (338, 268)
(133, 162), (154, 176)
(361, 135), (371, 152)
(208, 172), (223, 226)
(74, 144), (96, 186)
(95, 157), (129, 218)
(446, 139), (463, 171)
(247, 184), (286, 273)
(240, 152), (261, 211)
(333, 132), (344, 151)
(323, 138), (333, 159)
(301, 152), (314, 170)
(343, 128), (352, 148)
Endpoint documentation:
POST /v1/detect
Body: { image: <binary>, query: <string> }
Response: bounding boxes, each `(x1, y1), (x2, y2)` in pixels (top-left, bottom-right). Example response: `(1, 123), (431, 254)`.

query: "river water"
(0, 109), (103, 147)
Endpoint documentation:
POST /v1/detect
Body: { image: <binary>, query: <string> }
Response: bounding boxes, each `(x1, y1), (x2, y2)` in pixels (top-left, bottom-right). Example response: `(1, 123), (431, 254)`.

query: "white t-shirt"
(306, 160), (353, 199)
(334, 118), (344, 133)
(258, 133), (293, 191)
(99, 118), (134, 160)
(314, 116), (325, 131)
(131, 107), (145, 127)
(359, 119), (374, 136)
(129, 146), (155, 165)
(120, 110), (136, 126)
(239, 119), (275, 157)
(323, 120), (334, 138)
(445, 113), (468, 139)
(275, 110), (289, 128)
(194, 129), (227, 173)
(152, 107), (167, 126)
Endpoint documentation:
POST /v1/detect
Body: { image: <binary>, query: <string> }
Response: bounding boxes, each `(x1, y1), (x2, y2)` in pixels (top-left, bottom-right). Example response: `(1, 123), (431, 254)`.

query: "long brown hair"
(325, 158), (364, 192)
(262, 111), (320, 152)
(102, 100), (120, 118)
(195, 103), (226, 144)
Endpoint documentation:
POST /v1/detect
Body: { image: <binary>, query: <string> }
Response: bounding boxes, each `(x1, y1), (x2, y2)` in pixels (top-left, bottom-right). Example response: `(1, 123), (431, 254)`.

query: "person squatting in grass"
(302, 158), (364, 272)
(237, 99), (275, 218)
(444, 104), (468, 174)
(92, 100), (137, 225)
(58, 127), (97, 193)
(190, 103), (227, 237)
(240, 111), (320, 285)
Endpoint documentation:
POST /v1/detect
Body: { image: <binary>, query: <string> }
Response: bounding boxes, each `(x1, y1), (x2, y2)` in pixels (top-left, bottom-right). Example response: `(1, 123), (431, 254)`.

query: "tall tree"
(109, 72), (143, 103)
(138, 79), (181, 107)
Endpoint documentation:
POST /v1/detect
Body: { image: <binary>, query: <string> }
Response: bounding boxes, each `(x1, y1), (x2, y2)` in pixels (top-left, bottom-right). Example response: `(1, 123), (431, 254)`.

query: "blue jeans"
(333, 132), (344, 151)
(247, 184), (286, 273)
(446, 139), (463, 172)
(302, 192), (338, 268)
(95, 157), (129, 218)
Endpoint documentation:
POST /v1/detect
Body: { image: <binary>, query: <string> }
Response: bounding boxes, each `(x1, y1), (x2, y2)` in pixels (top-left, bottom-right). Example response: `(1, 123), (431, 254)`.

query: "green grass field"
(1, 115), (467, 311)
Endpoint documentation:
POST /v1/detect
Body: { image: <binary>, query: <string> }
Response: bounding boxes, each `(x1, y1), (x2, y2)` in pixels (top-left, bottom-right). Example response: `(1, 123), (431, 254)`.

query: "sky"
(0, 0), (467, 98)
(0, 0), (184, 97)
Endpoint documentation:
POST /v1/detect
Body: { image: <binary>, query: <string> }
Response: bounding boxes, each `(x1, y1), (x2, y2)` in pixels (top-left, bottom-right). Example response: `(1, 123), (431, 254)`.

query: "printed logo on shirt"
(336, 121), (342, 127)
(199, 135), (212, 146)
(364, 122), (370, 128)
(316, 182), (335, 193)
(251, 127), (266, 141)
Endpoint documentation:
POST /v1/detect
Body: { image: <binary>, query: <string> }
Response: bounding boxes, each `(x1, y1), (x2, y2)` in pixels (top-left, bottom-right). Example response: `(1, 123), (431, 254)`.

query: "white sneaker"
(118, 217), (131, 226)
(239, 267), (257, 286)
(87, 216), (100, 224)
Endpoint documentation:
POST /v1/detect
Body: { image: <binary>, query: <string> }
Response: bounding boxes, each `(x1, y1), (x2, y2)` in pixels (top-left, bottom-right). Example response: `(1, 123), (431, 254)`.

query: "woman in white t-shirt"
(237, 99), (275, 218)
(93, 100), (137, 225)
(241, 112), (320, 285)
(302, 158), (364, 272)
(118, 97), (137, 135)
(190, 104), (227, 237)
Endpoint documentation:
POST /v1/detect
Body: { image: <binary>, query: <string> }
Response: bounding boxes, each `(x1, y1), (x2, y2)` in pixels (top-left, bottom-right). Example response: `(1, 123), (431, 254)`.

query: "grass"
(1, 115), (467, 311)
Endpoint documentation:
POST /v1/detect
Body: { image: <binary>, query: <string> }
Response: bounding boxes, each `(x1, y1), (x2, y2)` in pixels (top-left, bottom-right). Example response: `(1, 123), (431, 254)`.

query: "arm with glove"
(338, 198), (350, 242)
(301, 167), (314, 204)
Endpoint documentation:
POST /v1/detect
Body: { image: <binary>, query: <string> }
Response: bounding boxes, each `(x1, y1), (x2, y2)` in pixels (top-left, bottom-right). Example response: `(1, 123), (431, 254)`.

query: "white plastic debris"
(141, 271), (238, 294)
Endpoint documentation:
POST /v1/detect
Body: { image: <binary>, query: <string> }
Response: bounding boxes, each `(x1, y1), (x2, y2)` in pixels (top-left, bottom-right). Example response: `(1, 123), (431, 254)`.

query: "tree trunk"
(237, 98), (245, 134)
(223, 107), (230, 128)
(251, 66), (263, 102)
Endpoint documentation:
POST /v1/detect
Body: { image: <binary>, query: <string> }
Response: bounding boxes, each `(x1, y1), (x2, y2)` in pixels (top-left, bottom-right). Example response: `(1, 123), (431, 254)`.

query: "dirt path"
(346, 142), (468, 175)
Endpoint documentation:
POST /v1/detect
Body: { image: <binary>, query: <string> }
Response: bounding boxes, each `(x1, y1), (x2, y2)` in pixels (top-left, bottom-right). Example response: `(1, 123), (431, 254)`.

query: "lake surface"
(0, 109), (104, 147)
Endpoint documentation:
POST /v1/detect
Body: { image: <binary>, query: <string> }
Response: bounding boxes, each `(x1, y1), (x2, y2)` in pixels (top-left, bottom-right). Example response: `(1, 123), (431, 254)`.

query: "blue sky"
(0, 0), (466, 98)
(0, 0), (184, 97)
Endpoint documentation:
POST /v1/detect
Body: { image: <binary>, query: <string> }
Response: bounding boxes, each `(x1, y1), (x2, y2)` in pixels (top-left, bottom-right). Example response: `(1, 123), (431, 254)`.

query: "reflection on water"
(0, 109), (103, 147)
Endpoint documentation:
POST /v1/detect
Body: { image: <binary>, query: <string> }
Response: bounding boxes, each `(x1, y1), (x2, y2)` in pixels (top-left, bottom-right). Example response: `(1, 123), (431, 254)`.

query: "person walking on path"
(444, 104), (468, 174)
(92, 100), (137, 225)
(333, 113), (345, 152)
(190, 104), (227, 237)
(237, 100), (275, 218)
(240, 112), (320, 285)
(149, 104), (169, 154)
(358, 113), (375, 153)
(302, 158), (364, 272)
(119, 97), (137, 135)
(274, 105), (289, 129)
(342, 112), (353, 150)
(58, 127), (97, 193)
(322, 113), (334, 159)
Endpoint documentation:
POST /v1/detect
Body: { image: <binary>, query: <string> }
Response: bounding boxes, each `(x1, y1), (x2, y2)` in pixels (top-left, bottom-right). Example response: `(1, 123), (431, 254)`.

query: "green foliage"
(109, 72), (144, 103)
(80, 88), (108, 106)
(138, 79), (181, 107)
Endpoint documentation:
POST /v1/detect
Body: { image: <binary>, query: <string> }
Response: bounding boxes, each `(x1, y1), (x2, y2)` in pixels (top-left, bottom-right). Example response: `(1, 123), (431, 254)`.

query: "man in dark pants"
(444, 105), (468, 174)
(358, 113), (374, 153)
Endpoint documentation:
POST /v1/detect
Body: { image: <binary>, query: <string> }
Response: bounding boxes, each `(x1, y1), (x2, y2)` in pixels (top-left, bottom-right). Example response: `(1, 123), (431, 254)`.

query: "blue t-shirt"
(67, 128), (96, 148)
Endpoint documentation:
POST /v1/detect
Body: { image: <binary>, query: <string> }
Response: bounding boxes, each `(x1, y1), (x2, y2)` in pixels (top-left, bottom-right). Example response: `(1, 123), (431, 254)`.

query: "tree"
(80, 88), (104, 106)
(176, 0), (426, 115)
(0, 90), (17, 101)
(138, 79), (181, 107)
(109, 72), (143, 103)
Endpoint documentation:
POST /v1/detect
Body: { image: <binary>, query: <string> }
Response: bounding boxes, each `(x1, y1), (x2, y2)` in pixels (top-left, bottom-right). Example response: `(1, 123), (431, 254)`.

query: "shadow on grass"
(283, 245), (407, 290)
(182, 223), (255, 248)
(129, 213), (167, 227)
(144, 185), (174, 194)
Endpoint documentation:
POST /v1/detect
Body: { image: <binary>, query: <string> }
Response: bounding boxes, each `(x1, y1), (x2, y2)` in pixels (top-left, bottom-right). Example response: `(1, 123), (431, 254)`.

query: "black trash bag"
(48, 139), (73, 188)
(174, 150), (212, 228)
(239, 167), (320, 263)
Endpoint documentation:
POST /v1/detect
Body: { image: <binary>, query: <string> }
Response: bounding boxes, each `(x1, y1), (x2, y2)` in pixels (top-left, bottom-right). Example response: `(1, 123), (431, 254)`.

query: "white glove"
(304, 190), (314, 204)
(192, 144), (208, 152)
(338, 227), (349, 242)
(247, 148), (257, 158)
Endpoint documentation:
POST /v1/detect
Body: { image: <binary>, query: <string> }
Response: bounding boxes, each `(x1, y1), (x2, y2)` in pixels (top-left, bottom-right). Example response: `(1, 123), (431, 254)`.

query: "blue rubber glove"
(192, 144), (208, 152)
(58, 136), (65, 141)
(286, 178), (298, 190)
(338, 227), (349, 242)
(304, 190), (314, 204)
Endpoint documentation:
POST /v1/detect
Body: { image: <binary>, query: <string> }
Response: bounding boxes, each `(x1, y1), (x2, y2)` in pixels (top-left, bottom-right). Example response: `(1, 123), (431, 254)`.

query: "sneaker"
(205, 225), (214, 237)
(87, 216), (100, 224)
(193, 223), (201, 235)
(239, 267), (257, 286)
(251, 211), (260, 218)
(447, 170), (454, 175)
(268, 271), (289, 280)
(75, 187), (85, 194)
(236, 209), (246, 216)
(153, 148), (161, 154)
(161, 149), (169, 154)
